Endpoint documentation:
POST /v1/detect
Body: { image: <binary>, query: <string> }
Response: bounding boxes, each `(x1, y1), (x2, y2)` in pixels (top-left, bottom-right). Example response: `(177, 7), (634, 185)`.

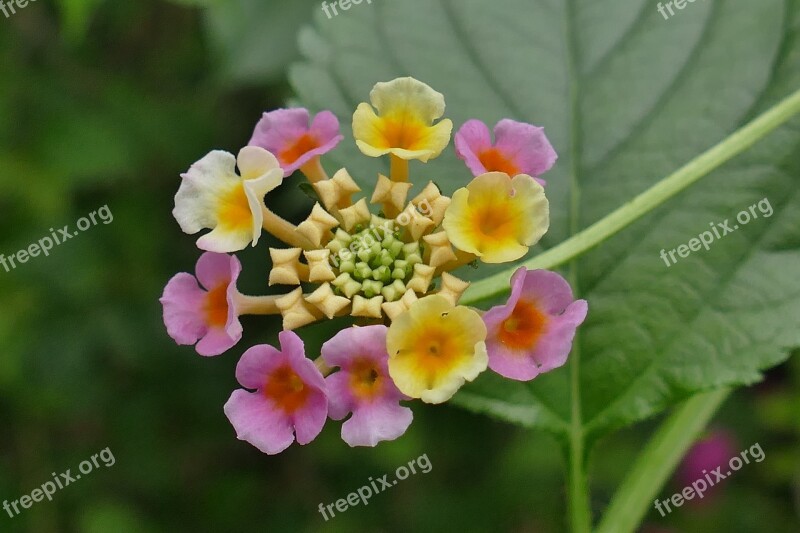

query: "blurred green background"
(0, 1), (797, 532)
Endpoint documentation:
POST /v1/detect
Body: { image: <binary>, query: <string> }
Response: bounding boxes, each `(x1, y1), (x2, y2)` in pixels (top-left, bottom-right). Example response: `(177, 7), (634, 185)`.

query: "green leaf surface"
(195, 0), (321, 84)
(290, 0), (800, 440)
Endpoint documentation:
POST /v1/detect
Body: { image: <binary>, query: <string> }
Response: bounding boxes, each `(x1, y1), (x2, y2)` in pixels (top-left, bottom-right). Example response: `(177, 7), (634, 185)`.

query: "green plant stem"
(595, 388), (731, 533)
(461, 87), (800, 306)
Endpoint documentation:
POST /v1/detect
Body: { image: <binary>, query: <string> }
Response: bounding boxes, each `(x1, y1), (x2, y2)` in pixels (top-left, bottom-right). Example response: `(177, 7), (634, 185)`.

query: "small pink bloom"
(322, 325), (413, 447)
(483, 268), (587, 381)
(224, 331), (328, 455)
(678, 430), (737, 505)
(160, 252), (243, 357)
(248, 108), (343, 176)
(455, 119), (557, 185)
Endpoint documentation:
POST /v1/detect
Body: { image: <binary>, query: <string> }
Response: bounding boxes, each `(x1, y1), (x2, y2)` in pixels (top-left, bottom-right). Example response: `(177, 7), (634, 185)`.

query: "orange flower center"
(472, 203), (517, 242)
(349, 358), (382, 401)
(478, 148), (519, 176)
(263, 365), (310, 414)
(204, 284), (229, 327)
(279, 133), (320, 165)
(378, 116), (426, 150)
(499, 300), (548, 350)
(413, 328), (460, 373)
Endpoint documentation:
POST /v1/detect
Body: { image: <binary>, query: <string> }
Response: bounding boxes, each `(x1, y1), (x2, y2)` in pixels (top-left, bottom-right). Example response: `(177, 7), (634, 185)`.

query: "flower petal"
(196, 325), (241, 357)
(454, 119), (493, 175)
(494, 119), (557, 177)
(235, 343), (283, 390)
(174, 150), (238, 235)
(160, 273), (208, 346)
(224, 389), (295, 455)
(341, 401), (413, 447)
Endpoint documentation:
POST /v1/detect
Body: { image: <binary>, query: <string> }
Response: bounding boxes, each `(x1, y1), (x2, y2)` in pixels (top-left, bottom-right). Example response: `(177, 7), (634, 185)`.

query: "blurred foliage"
(0, 1), (796, 532)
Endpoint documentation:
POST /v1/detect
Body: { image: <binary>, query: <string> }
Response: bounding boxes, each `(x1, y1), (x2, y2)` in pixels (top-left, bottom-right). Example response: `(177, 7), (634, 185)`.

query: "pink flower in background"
(455, 119), (557, 185)
(160, 252), (243, 357)
(322, 325), (413, 447)
(678, 430), (737, 505)
(224, 331), (328, 455)
(482, 268), (587, 381)
(249, 108), (343, 175)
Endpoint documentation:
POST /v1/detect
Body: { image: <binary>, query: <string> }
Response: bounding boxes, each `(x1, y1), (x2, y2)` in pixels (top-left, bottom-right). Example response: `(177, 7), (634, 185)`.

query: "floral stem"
(596, 388), (731, 533)
(314, 356), (334, 376)
(301, 157), (329, 183)
(234, 293), (281, 315)
(461, 87), (800, 305)
(261, 205), (314, 249)
(390, 155), (409, 182)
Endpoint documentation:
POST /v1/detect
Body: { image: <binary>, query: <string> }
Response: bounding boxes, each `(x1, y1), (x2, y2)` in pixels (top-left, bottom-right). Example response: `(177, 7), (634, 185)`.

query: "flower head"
(353, 77), (453, 162)
(455, 119), (557, 185)
(160, 252), (243, 357)
(387, 295), (487, 404)
(443, 172), (549, 264)
(224, 331), (328, 455)
(322, 325), (413, 447)
(174, 146), (283, 252)
(483, 268), (587, 381)
(249, 108), (343, 176)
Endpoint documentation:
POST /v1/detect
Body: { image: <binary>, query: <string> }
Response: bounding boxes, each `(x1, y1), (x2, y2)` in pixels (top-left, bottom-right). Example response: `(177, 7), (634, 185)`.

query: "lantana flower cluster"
(161, 77), (588, 454)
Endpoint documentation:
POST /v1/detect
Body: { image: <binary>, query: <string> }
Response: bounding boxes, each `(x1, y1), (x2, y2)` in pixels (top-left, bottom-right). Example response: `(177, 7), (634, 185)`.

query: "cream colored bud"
(371, 174), (412, 216)
(305, 283), (351, 319)
(412, 182), (451, 225)
(303, 249), (336, 282)
(338, 198), (371, 232)
(297, 203), (340, 247)
(437, 272), (471, 305)
(406, 263), (436, 293)
(268, 248), (309, 286)
(381, 289), (419, 320)
(313, 168), (361, 210)
(275, 288), (323, 330)
(351, 294), (384, 319)
(423, 231), (458, 269)
(397, 203), (435, 241)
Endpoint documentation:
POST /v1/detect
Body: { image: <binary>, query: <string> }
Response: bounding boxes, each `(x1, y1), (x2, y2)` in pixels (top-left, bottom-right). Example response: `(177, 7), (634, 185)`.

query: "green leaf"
(195, 0), (321, 84)
(298, 181), (322, 203)
(290, 0), (800, 442)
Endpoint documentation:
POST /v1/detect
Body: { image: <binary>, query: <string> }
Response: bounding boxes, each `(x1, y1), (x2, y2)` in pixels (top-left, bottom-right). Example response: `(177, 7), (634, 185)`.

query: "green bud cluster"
(328, 223), (424, 302)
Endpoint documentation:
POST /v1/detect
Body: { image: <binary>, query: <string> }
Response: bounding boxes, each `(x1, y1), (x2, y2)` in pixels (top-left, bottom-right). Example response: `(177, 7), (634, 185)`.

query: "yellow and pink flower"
(160, 252), (243, 357)
(249, 108), (343, 177)
(163, 76), (589, 456)
(352, 77), (453, 163)
(387, 295), (488, 404)
(322, 325), (413, 447)
(224, 331), (328, 455)
(455, 119), (557, 185)
(443, 172), (550, 264)
(173, 146), (283, 253)
(483, 268), (587, 381)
